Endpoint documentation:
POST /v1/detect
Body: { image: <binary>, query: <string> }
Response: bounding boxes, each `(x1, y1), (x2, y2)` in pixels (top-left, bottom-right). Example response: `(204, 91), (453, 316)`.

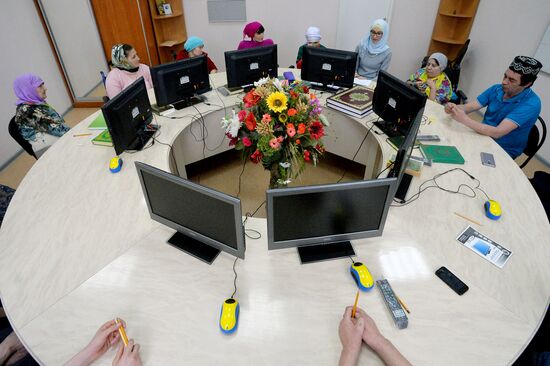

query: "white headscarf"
(429, 52), (448, 71)
(305, 26), (321, 42)
(360, 19), (390, 55)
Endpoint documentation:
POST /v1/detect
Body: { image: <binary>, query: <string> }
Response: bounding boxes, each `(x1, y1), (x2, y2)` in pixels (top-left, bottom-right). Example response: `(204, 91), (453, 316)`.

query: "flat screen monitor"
(372, 70), (427, 138)
(135, 162), (246, 264)
(266, 178), (397, 263)
(101, 77), (154, 156)
(301, 47), (357, 90)
(387, 102), (424, 203)
(151, 55), (211, 110)
(224, 45), (277, 89)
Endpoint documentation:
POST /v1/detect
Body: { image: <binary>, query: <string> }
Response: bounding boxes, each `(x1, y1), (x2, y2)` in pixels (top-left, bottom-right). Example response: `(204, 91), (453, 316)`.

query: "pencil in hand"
(115, 318), (129, 346)
(351, 291), (360, 318)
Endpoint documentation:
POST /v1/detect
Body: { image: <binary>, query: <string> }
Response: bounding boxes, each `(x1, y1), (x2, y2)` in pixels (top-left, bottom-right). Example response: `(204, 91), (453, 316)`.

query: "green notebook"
(88, 112), (107, 130)
(91, 130), (113, 147)
(420, 144), (465, 164)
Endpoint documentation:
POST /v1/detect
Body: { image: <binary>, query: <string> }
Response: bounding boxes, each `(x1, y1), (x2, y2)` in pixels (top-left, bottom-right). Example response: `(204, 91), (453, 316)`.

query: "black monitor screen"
(372, 70), (427, 137)
(136, 162), (245, 260)
(101, 77), (153, 156)
(301, 47), (357, 89)
(267, 178), (396, 249)
(225, 45), (277, 89)
(151, 55), (211, 108)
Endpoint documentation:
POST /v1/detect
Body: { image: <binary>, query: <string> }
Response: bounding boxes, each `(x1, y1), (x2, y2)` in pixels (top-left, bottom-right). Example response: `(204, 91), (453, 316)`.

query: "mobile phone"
(416, 134), (440, 142)
(435, 266), (469, 295)
(480, 152), (496, 168)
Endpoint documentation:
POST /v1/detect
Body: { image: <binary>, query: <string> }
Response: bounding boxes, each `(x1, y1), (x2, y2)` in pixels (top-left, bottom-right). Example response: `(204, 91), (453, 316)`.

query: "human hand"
(339, 306), (365, 355)
(444, 102), (456, 114)
(449, 105), (469, 124)
(426, 78), (436, 90)
(414, 80), (425, 91)
(353, 307), (385, 348)
(112, 339), (142, 366)
(84, 319), (125, 363)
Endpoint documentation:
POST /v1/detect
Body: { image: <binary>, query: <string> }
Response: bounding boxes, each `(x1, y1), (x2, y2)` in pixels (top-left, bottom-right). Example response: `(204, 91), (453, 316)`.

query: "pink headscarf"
(13, 74), (45, 105)
(243, 21), (262, 39)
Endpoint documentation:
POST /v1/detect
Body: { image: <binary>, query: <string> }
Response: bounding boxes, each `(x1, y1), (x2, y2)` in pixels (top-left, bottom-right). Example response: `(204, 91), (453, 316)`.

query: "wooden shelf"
(153, 12), (182, 20)
(159, 39), (185, 47)
(432, 36), (467, 45)
(439, 11), (474, 18)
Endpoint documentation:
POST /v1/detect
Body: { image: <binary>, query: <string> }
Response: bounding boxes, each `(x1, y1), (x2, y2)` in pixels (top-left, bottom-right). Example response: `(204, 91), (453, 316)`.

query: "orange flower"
(297, 123), (306, 134)
(287, 108), (297, 117)
(295, 139), (301, 145)
(244, 90), (261, 107)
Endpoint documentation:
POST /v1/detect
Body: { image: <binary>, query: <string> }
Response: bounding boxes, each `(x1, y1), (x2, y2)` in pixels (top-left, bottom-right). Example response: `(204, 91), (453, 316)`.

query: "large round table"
(0, 70), (548, 365)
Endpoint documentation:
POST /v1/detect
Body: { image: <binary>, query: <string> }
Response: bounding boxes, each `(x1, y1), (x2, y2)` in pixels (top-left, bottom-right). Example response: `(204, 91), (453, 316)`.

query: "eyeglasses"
(370, 30), (383, 36)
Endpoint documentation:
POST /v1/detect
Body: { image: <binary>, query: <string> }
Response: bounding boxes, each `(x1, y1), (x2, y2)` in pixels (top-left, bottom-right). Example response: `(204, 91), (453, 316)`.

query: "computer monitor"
(387, 102), (424, 203)
(266, 178), (397, 264)
(135, 162), (246, 264)
(224, 45), (277, 90)
(301, 47), (357, 91)
(372, 70), (427, 138)
(151, 55), (211, 110)
(101, 77), (154, 156)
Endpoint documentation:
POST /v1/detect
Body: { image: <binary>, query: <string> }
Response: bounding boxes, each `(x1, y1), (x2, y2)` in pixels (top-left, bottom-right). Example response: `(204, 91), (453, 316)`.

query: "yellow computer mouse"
(484, 199), (502, 220)
(219, 298), (239, 334)
(350, 262), (374, 291)
(109, 157), (123, 173)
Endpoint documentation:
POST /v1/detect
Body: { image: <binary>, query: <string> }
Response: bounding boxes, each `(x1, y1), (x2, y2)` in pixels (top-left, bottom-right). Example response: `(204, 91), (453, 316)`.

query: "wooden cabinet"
(428, 0), (479, 60)
(148, 0), (187, 63)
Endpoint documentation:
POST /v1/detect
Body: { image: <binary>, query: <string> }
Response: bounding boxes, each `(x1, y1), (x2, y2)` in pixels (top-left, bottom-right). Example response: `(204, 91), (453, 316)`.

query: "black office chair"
(520, 116), (547, 169)
(8, 116), (37, 159)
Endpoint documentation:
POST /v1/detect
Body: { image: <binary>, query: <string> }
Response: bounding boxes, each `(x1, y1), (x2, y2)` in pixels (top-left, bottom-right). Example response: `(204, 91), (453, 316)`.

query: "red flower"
(315, 144), (325, 153)
(227, 134), (238, 146)
(289, 91), (299, 99)
(302, 85), (310, 93)
(244, 90), (261, 107)
(304, 150), (311, 162)
(309, 121), (324, 140)
(287, 108), (297, 117)
(242, 137), (252, 147)
(297, 123), (306, 135)
(295, 139), (301, 145)
(269, 138), (281, 149)
(245, 112), (257, 131)
(250, 149), (263, 163)
(238, 110), (247, 121)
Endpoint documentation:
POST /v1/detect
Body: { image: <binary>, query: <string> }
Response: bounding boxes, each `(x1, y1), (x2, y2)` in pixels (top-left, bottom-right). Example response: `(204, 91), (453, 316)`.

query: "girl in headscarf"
(105, 43), (153, 99)
(176, 36), (218, 73)
(13, 73), (70, 157)
(296, 26), (326, 69)
(408, 52), (452, 104)
(355, 19), (392, 80)
(237, 21), (274, 50)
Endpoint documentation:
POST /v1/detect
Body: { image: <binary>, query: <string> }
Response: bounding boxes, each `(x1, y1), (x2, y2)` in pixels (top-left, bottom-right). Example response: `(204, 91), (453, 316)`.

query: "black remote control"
(435, 266), (469, 295)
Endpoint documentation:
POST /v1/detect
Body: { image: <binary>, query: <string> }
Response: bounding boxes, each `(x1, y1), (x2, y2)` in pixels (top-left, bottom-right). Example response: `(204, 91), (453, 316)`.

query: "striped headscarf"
(111, 44), (135, 70)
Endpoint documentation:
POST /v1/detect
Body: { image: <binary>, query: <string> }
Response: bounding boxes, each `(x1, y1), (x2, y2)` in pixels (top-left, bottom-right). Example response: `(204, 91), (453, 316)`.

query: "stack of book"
(326, 85), (374, 118)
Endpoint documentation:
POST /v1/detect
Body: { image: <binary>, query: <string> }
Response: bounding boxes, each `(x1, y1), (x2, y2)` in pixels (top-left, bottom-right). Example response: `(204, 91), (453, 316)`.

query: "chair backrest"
(100, 71), (107, 87)
(8, 116), (37, 159)
(520, 116), (547, 168)
(450, 39), (470, 68)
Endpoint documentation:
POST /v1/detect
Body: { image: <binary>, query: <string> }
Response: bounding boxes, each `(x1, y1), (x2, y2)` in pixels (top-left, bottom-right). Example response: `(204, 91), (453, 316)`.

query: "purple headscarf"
(13, 74), (45, 105)
(243, 21), (262, 39)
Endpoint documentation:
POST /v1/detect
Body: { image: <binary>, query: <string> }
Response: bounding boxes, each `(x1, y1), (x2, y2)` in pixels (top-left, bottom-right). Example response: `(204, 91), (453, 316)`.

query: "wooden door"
(90, 0), (160, 67)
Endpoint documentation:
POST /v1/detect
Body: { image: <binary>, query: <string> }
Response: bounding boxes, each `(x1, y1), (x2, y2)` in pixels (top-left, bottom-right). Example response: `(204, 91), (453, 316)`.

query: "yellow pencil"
(73, 133), (92, 137)
(351, 291), (360, 318)
(453, 212), (483, 226)
(115, 318), (129, 346)
(396, 296), (411, 314)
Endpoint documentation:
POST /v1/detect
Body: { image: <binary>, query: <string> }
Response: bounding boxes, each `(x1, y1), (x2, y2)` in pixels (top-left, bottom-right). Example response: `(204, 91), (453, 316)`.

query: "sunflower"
(266, 91), (288, 113)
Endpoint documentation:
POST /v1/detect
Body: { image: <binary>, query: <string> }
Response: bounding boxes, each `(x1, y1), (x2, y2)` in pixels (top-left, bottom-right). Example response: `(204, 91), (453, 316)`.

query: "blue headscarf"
(184, 36), (204, 52)
(360, 19), (390, 55)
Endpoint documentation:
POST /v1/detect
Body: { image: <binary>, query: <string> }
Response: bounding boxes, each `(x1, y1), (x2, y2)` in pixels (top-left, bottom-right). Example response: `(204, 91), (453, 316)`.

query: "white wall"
(182, 0), (341, 70)
(461, 0), (550, 164)
(0, 1), (72, 169)
(39, 0), (108, 98)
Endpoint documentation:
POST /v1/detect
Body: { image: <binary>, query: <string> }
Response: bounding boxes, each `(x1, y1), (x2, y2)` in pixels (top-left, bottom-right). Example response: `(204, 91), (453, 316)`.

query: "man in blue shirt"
(444, 56), (542, 159)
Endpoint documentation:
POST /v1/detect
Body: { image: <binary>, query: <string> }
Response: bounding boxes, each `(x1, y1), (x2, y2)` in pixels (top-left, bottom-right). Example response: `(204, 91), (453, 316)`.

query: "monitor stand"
(297, 241), (355, 264)
(373, 120), (401, 138)
(394, 173), (413, 203)
(167, 231), (220, 264)
(308, 82), (341, 93)
(172, 96), (202, 110)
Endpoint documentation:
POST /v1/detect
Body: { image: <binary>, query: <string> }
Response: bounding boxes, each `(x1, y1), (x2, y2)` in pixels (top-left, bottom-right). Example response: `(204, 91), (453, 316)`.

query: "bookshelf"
(428, 0), (479, 61)
(148, 0), (187, 63)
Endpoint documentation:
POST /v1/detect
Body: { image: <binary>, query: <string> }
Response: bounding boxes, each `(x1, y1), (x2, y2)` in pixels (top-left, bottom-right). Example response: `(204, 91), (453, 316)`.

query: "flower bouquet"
(221, 77), (328, 188)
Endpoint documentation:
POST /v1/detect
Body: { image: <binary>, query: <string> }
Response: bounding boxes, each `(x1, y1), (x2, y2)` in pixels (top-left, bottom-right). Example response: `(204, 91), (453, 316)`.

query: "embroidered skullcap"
(509, 56), (542, 76)
(184, 36), (204, 52)
(429, 52), (448, 71)
(305, 26), (321, 42)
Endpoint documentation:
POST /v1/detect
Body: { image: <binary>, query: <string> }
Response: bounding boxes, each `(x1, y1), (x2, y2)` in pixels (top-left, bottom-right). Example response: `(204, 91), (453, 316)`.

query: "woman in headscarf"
(408, 52), (452, 104)
(237, 21), (274, 50)
(176, 36), (218, 73)
(13, 73), (70, 157)
(296, 26), (326, 69)
(355, 19), (392, 80)
(105, 43), (153, 99)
